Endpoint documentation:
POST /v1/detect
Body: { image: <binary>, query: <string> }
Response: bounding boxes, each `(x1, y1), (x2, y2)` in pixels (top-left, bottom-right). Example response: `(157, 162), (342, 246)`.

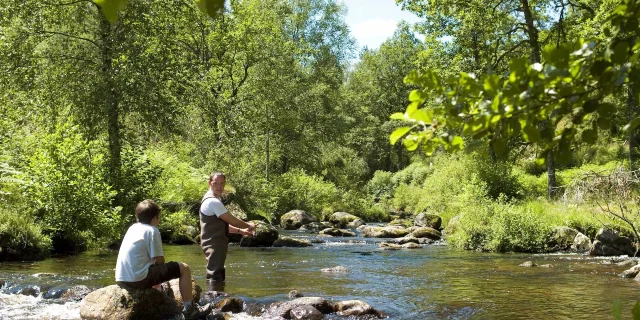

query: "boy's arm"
(154, 256), (165, 265)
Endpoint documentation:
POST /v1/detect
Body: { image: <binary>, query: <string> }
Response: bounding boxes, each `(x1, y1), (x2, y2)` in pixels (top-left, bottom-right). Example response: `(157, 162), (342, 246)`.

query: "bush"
(158, 210), (198, 244)
(365, 170), (393, 199)
(117, 146), (162, 219)
(0, 207), (52, 261)
(20, 121), (121, 251)
(391, 161), (431, 187)
(274, 168), (339, 220)
(148, 148), (205, 203)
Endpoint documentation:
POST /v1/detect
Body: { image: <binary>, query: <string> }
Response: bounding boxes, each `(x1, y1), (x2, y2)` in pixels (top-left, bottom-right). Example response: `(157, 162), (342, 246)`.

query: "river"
(0, 230), (638, 319)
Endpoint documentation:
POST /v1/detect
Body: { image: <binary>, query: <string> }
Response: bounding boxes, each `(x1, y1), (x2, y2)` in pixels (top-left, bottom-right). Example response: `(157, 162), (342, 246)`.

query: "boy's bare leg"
(179, 263), (193, 302)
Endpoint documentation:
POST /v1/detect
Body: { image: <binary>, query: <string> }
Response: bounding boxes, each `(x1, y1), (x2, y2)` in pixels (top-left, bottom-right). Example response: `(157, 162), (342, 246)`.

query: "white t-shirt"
(201, 191), (228, 217)
(115, 223), (164, 282)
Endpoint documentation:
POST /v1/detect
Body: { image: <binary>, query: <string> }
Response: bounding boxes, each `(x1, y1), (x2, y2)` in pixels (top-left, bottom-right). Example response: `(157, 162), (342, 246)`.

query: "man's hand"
(239, 228), (254, 237)
(246, 221), (256, 230)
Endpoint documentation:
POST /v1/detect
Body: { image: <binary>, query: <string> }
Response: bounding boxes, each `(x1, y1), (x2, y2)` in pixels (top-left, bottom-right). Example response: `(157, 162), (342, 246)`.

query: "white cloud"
(350, 18), (399, 49)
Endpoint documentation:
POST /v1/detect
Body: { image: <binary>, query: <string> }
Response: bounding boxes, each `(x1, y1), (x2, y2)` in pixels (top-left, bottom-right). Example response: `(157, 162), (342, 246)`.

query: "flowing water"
(0, 230), (638, 319)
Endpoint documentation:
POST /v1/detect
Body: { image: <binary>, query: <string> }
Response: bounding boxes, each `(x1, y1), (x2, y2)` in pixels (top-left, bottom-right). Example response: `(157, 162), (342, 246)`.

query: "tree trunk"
(99, 15), (121, 191)
(521, 0), (556, 197)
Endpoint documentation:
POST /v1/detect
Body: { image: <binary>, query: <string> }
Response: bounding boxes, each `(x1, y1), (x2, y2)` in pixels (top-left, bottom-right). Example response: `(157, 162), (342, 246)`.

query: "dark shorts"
(118, 261), (181, 289)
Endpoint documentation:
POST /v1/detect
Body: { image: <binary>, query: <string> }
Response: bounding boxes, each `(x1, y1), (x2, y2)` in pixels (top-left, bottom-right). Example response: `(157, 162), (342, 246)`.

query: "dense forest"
(1, 0), (640, 260)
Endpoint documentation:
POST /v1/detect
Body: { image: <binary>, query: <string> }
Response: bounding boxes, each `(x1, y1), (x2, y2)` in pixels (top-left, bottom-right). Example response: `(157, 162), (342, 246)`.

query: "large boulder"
(240, 221), (279, 247)
(159, 278), (202, 307)
(589, 229), (635, 256)
(571, 232), (592, 253)
(411, 227), (442, 240)
(394, 236), (434, 245)
(319, 228), (356, 237)
(329, 212), (361, 228)
(299, 222), (332, 232)
(272, 236), (313, 247)
(388, 219), (413, 228)
(332, 300), (384, 318)
(214, 297), (244, 313)
(291, 305), (324, 320)
(280, 210), (317, 230)
(80, 285), (181, 320)
(347, 219), (366, 229)
(267, 297), (333, 318)
(170, 226), (199, 245)
(547, 226), (579, 252)
(414, 213), (442, 230)
(360, 226), (410, 238)
(619, 265), (640, 278)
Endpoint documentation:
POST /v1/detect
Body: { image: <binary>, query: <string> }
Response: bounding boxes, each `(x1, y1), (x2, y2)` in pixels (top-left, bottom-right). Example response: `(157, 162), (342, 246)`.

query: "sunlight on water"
(0, 230), (639, 319)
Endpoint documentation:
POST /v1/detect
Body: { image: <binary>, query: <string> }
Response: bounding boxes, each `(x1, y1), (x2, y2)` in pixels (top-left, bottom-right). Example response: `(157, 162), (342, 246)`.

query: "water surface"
(0, 231), (638, 319)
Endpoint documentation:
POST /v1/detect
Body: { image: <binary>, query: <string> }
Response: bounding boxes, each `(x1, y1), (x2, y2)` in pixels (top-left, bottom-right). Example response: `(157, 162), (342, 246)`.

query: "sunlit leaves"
(94, 0), (127, 23)
(390, 0), (640, 158)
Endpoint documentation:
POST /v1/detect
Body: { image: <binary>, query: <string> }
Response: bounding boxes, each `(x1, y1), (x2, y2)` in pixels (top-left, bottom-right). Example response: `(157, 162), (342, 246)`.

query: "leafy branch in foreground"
(94, 0), (225, 22)
(391, 0), (640, 165)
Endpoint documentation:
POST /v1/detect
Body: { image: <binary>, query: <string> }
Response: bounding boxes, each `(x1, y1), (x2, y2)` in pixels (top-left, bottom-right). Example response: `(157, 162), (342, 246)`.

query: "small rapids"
(1, 230), (639, 319)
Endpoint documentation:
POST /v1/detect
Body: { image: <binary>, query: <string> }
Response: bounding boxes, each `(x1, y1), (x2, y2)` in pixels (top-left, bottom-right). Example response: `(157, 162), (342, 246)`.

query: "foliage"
(446, 199), (607, 252)
(118, 146), (163, 220)
(391, 0), (640, 167)
(147, 148), (204, 204)
(20, 121), (121, 250)
(0, 207), (52, 261)
(366, 170), (394, 199)
(0, 159), (23, 204)
(157, 210), (198, 244)
(273, 168), (339, 220)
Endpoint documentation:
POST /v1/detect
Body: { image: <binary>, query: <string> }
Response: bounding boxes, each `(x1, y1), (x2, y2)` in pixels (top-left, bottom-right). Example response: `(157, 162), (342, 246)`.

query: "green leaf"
(390, 112), (405, 120)
(491, 139), (506, 154)
(522, 125), (541, 143)
(451, 136), (463, 149)
(483, 75), (501, 94)
(403, 135), (420, 151)
(196, 0), (226, 19)
(612, 41), (630, 64)
(590, 60), (611, 77)
(597, 117), (612, 130)
(597, 103), (617, 117)
(93, 0), (128, 23)
(583, 100), (599, 113)
(390, 127), (412, 145)
(409, 90), (425, 102)
(612, 299), (622, 320)
(406, 101), (419, 116)
(582, 129), (598, 144)
(624, 118), (640, 133)
(411, 109), (433, 124)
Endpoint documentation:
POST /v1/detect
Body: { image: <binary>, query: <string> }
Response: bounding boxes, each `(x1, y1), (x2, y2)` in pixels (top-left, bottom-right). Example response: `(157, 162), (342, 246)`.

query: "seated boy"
(115, 199), (211, 319)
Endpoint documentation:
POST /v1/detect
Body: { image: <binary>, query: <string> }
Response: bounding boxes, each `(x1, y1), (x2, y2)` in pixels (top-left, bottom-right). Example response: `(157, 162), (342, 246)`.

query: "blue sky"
(340, 0), (422, 50)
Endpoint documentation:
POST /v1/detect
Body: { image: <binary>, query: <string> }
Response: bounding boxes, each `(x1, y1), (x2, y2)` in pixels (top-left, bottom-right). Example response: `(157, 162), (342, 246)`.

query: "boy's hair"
(135, 199), (161, 224)
(209, 172), (225, 182)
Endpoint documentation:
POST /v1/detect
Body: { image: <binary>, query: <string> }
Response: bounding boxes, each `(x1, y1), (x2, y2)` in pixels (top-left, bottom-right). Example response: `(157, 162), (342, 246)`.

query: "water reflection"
(0, 231), (639, 319)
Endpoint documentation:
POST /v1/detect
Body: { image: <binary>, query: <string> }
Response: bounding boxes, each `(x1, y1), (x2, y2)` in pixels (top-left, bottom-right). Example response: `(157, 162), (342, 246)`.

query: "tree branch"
(31, 30), (102, 50)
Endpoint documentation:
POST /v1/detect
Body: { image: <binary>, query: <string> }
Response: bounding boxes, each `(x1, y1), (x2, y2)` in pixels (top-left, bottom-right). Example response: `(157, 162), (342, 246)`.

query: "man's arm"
(219, 213), (255, 230)
(228, 225), (254, 236)
(153, 256), (165, 265)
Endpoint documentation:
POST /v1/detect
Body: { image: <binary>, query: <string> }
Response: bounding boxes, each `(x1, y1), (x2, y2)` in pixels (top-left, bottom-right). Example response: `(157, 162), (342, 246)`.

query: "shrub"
(148, 148), (205, 203)
(274, 168), (339, 220)
(365, 170), (393, 199)
(117, 146), (163, 219)
(0, 207), (52, 261)
(158, 210), (198, 244)
(391, 161), (431, 187)
(20, 121), (121, 251)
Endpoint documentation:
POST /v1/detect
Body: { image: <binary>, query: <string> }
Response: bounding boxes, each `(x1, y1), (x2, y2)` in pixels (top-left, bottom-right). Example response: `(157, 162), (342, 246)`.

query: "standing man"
(200, 172), (255, 288)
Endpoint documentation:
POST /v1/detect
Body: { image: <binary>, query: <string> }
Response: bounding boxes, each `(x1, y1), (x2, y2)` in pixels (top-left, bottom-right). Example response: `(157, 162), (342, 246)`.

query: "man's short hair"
(135, 199), (161, 224)
(209, 172), (225, 182)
